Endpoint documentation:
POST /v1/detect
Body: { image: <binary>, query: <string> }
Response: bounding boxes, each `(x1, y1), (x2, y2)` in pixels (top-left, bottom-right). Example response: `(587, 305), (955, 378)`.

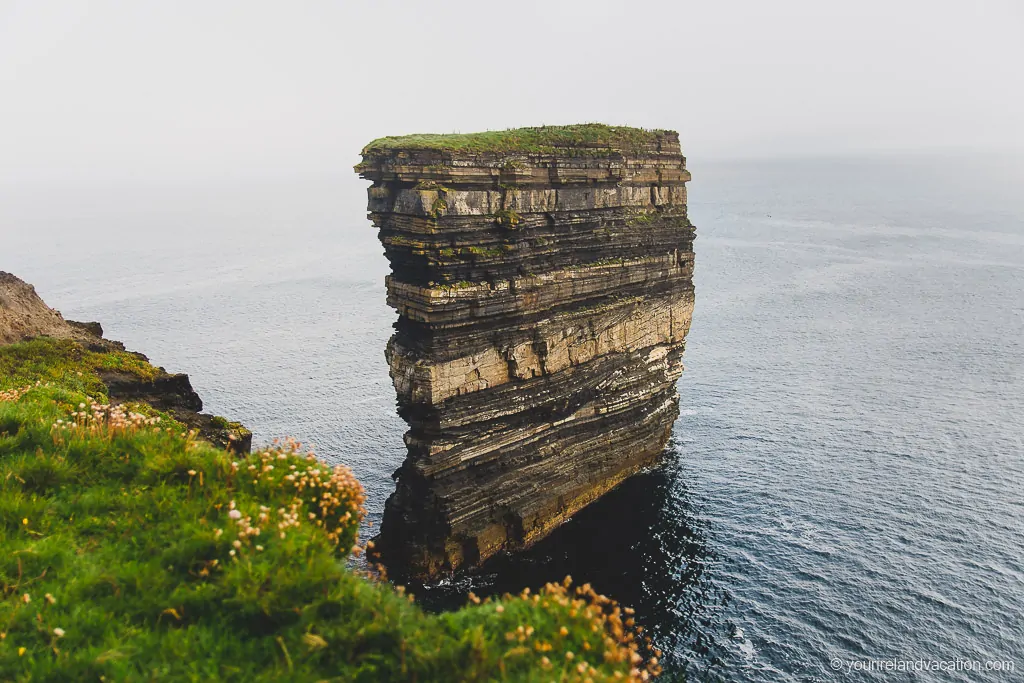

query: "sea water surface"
(4, 154), (1023, 681)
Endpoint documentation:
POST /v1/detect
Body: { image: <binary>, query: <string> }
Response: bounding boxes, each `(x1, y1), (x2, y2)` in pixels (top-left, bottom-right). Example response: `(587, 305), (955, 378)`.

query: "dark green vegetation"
(493, 209), (523, 229)
(0, 339), (659, 681)
(362, 124), (667, 155)
(626, 210), (656, 227)
(0, 338), (162, 399)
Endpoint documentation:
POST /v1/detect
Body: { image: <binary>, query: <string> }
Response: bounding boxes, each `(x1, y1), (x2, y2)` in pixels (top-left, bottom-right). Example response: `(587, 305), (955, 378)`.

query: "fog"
(1, 0), (1022, 187)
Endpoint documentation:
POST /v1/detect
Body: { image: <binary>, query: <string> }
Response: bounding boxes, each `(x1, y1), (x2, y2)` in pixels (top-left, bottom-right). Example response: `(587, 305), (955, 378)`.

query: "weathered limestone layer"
(357, 126), (695, 579)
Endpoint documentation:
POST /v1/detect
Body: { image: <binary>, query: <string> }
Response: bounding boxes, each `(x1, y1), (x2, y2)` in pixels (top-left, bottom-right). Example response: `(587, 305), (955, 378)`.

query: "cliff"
(0, 271), (251, 452)
(356, 124), (695, 579)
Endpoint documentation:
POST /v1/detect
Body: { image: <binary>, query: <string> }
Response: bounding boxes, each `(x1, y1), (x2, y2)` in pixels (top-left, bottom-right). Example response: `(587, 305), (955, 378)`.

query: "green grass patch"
(0, 338), (162, 397)
(82, 349), (162, 382)
(362, 124), (667, 155)
(460, 246), (505, 259)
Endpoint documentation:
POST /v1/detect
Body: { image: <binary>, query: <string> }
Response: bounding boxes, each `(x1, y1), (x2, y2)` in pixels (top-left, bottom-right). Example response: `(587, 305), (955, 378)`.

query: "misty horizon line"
(2, 146), (1021, 190)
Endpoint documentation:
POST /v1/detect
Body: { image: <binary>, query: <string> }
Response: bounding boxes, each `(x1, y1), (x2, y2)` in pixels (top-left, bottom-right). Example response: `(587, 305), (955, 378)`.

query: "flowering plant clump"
(50, 398), (164, 439)
(0, 383), (35, 403)
(456, 577), (662, 682)
(226, 438), (366, 555)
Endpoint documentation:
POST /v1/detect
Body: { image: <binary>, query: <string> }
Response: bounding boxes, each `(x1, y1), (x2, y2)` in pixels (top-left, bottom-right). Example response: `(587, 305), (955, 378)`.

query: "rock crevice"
(357, 125), (695, 579)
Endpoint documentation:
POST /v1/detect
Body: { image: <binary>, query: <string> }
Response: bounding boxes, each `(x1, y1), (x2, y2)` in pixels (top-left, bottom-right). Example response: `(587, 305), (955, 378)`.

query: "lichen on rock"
(357, 124), (696, 580)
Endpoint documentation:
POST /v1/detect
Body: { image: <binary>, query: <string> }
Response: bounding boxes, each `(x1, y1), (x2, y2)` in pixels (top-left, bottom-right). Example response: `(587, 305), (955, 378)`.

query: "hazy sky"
(1, 0), (1022, 184)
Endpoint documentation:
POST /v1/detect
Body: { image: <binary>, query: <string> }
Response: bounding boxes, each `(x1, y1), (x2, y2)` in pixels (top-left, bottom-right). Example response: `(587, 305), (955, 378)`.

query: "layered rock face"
(357, 125), (695, 579)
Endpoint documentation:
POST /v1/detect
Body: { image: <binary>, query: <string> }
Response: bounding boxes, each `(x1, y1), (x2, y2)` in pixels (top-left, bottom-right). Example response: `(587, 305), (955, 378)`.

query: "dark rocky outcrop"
(96, 361), (252, 454)
(0, 271), (251, 453)
(356, 125), (695, 579)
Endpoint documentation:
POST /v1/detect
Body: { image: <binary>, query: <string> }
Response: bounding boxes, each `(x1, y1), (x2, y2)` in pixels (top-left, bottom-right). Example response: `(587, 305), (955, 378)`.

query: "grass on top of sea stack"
(0, 340), (660, 682)
(361, 123), (669, 155)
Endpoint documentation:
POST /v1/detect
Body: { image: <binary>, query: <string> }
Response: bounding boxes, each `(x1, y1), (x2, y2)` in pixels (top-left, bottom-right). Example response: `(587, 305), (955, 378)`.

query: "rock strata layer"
(357, 125), (695, 579)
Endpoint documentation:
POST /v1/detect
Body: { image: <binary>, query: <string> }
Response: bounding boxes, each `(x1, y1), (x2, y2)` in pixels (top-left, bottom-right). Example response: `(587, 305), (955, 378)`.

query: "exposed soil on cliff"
(0, 271), (93, 345)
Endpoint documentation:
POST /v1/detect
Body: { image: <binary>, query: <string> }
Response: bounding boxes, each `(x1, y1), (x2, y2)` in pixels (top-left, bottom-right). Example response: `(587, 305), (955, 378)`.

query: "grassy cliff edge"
(0, 337), (659, 681)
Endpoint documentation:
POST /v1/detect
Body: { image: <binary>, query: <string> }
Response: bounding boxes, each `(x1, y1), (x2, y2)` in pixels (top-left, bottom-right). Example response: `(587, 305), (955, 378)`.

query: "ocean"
(4, 153), (1022, 681)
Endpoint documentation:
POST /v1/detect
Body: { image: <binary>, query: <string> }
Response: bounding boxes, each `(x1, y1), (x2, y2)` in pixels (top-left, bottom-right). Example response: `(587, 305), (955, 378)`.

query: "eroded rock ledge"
(357, 125), (695, 579)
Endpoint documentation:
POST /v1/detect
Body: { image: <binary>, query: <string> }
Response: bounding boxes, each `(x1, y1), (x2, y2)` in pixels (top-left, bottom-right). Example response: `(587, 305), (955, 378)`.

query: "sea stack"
(356, 125), (695, 579)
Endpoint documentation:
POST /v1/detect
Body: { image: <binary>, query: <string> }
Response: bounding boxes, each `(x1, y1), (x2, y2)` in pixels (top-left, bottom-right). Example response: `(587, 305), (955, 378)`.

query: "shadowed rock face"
(357, 126), (695, 580)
